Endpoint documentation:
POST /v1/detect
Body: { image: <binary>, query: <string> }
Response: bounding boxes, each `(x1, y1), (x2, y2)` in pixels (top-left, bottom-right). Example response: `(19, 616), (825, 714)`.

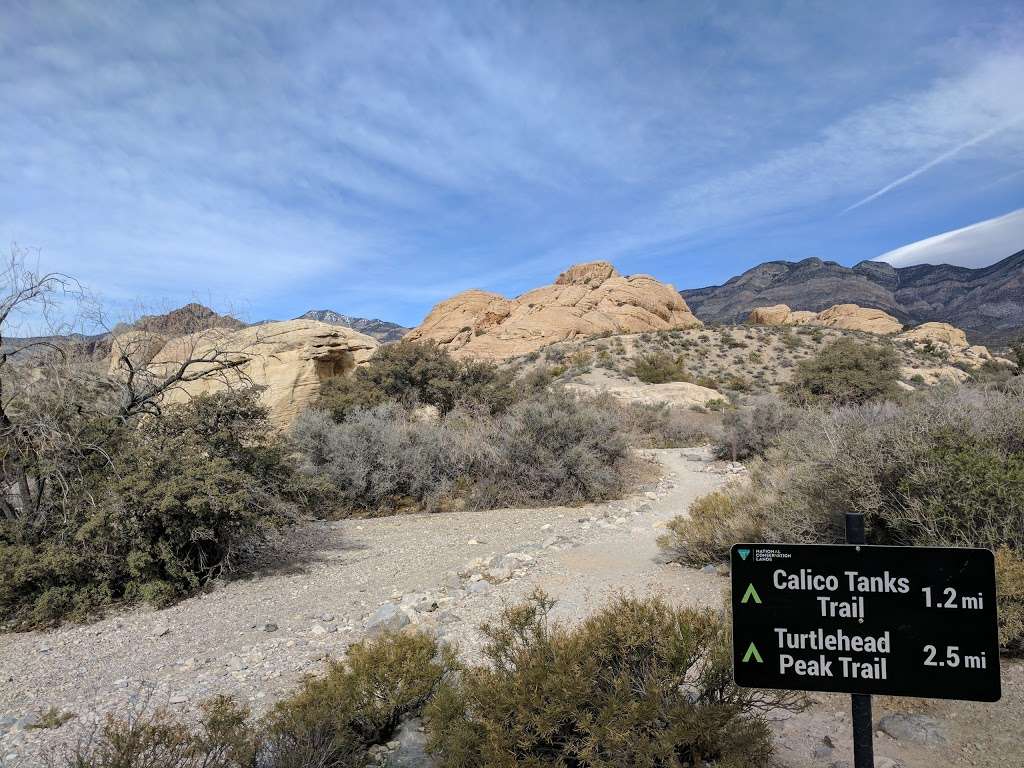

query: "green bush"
(426, 590), (804, 767)
(658, 486), (765, 566)
(60, 631), (451, 768)
(264, 631), (452, 767)
(0, 390), (299, 630)
(629, 351), (690, 383)
(318, 340), (518, 421)
(786, 337), (900, 406)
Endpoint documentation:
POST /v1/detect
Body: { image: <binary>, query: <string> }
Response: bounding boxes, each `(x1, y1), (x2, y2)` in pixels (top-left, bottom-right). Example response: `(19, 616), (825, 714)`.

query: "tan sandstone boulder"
(747, 305), (793, 325)
(896, 322), (968, 349)
(747, 303), (902, 333)
(140, 320), (378, 428)
(406, 261), (702, 360)
(813, 304), (903, 334)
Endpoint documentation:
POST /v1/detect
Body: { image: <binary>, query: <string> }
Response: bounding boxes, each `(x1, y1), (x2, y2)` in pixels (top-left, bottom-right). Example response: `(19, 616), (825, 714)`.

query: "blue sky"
(2, 1), (1023, 329)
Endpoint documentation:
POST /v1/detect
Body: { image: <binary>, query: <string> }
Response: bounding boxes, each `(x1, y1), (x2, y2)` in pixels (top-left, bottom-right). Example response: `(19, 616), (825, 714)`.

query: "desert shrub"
(786, 337), (900, 406)
(265, 631), (452, 767)
(996, 547), (1024, 653)
(294, 388), (635, 515)
(61, 632), (450, 768)
(318, 340), (518, 421)
(658, 486), (765, 566)
(0, 390), (297, 629)
(629, 351), (690, 383)
(716, 398), (799, 461)
(662, 385), (1024, 648)
(61, 695), (256, 768)
(616, 399), (721, 448)
(426, 590), (804, 768)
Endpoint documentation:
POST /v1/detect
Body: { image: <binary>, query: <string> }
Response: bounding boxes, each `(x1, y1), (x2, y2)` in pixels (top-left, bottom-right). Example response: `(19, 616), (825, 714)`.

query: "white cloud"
(874, 208), (1024, 268)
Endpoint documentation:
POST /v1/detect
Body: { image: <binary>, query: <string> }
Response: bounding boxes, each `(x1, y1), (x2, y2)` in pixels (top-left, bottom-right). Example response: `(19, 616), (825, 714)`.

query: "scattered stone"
(466, 580), (492, 595)
(150, 624), (170, 638)
(701, 564), (717, 574)
(366, 604), (411, 635)
(260, 622), (278, 633)
(467, 538), (485, 545)
(812, 743), (834, 759)
(540, 524), (553, 532)
(487, 567), (513, 583)
(443, 572), (462, 590)
(878, 713), (947, 746)
(386, 717), (431, 767)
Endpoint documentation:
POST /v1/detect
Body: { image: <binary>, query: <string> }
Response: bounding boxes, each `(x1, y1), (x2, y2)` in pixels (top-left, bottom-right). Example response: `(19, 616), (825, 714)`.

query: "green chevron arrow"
(742, 642), (763, 663)
(741, 583), (762, 604)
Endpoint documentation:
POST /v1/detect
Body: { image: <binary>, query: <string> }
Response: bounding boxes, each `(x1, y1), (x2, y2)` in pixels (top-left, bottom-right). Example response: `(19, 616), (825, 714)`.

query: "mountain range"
(295, 310), (410, 342)
(681, 249), (1024, 345)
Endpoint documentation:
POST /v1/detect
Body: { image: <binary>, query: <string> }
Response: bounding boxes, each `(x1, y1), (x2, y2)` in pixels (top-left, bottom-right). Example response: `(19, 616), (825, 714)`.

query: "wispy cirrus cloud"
(1, 1), (1022, 327)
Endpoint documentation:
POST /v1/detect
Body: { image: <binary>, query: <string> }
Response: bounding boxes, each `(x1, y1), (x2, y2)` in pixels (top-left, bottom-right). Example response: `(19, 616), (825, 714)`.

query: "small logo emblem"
(738, 548), (751, 561)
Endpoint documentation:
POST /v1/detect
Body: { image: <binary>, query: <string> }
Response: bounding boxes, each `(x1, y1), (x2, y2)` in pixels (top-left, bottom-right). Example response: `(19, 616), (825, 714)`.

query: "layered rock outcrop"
(747, 303), (903, 334)
(110, 320), (378, 427)
(406, 261), (702, 360)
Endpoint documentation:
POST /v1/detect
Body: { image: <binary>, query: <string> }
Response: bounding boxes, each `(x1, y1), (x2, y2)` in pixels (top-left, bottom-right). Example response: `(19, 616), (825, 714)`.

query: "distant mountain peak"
(296, 310), (409, 342)
(681, 249), (1024, 345)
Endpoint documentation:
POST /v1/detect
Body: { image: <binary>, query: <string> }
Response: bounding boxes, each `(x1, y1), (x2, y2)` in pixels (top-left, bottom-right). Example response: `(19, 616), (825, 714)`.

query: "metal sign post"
(845, 513), (874, 768)
(730, 538), (1001, 768)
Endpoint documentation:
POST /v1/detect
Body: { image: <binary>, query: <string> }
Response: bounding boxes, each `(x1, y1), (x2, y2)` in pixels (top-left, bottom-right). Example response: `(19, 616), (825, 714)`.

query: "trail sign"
(731, 543), (1001, 702)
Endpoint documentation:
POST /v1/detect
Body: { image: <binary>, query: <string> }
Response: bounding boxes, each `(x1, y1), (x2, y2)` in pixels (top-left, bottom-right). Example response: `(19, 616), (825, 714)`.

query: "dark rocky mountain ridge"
(681, 249), (1024, 345)
(295, 310), (409, 342)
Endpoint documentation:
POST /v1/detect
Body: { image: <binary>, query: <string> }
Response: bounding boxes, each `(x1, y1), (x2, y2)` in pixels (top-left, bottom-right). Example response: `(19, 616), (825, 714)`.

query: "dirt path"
(2, 448), (1021, 767)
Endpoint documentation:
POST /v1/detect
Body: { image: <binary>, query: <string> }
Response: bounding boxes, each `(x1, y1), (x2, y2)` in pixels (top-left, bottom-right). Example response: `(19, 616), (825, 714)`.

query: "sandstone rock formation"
(406, 261), (702, 360)
(896, 322), (1012, 371)
(746, 303), (903, 334)
(896, 322), (968, 349)
(111, 320), (378, 427)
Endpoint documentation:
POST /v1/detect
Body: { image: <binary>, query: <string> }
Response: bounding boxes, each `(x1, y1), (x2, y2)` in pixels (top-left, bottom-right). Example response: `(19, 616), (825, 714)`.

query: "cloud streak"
(842, 118), (1024, 213)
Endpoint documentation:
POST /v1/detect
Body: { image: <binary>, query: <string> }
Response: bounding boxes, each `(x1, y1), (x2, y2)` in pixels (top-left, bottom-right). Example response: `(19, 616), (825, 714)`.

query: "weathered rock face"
(815, 304), (904, 334)
(117, 320), (378, 428)
(747, 303), (903, 334)
(896, 322), (968, 349)
(406, 261), (702, 360)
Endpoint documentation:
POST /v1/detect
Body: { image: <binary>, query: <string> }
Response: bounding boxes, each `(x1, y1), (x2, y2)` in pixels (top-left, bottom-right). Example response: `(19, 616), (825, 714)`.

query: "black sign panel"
(731, 543), (1000, 702)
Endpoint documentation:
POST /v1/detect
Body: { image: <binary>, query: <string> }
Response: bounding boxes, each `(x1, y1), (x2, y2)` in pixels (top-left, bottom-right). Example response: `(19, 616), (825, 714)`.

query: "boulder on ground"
(813, 304), (903, 334)
(896, 322), (968, 349)
(747, 303), (902, 334)
(406, 261), (702, 360)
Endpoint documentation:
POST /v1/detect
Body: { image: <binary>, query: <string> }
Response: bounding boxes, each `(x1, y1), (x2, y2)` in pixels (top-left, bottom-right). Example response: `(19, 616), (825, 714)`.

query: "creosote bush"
(318, 340), (521, 420)
(786, 337), (900, 406)
(60, 631), (452, 768)
(629, 351), (691, 383)
(426, 590), (805, 768)
(1, 390), (304, 630)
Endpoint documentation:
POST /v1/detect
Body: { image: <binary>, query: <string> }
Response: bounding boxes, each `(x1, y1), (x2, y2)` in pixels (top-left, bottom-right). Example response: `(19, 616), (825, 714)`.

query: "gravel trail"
(0, 448), (726, 764)
(3, 447), (1022, 768)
